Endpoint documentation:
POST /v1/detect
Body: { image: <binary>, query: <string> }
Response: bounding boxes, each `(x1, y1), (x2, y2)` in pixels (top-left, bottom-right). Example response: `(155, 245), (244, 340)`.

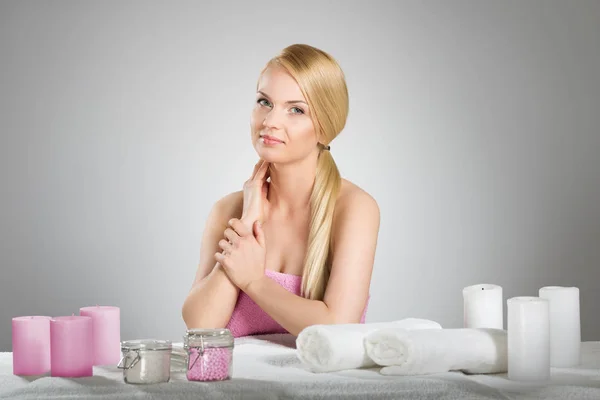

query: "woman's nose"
(262, 108), (283, 129)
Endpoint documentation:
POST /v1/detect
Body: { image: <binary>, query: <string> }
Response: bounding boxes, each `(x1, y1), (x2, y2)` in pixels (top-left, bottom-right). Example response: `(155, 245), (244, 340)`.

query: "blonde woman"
(182, 44), (380, 337)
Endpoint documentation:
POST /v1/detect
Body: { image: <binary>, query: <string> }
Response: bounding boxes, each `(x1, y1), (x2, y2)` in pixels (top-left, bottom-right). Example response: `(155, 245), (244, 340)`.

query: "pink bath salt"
(186, 347), (232, 381)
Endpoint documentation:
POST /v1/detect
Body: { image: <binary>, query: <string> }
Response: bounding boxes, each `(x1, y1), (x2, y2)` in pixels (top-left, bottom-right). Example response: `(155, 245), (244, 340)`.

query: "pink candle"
(12, 316), (51, 375)
(79, 305), (120, 365)
(50, 316), (93, 377)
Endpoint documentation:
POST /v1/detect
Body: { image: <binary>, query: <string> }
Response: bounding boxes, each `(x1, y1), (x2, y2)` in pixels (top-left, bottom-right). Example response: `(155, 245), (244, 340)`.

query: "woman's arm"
(181, 192), (243, 329)
(243, 190), (380, 336)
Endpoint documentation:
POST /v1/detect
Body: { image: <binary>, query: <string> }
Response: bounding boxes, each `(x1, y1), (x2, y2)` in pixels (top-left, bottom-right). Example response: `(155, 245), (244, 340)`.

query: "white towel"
(364, 328), (508, 376)
(296, 318), (442, 372)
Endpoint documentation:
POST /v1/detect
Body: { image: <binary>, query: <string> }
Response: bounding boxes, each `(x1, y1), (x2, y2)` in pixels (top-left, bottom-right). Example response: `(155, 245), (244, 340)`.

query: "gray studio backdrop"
(1, 0), (599, 351)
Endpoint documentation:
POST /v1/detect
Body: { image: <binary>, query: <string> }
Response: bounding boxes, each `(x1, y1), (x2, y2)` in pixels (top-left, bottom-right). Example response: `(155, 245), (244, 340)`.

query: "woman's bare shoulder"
(329, 178), (380, 267)
(332, 179), (380, 234)
(337, 179), (379, 212)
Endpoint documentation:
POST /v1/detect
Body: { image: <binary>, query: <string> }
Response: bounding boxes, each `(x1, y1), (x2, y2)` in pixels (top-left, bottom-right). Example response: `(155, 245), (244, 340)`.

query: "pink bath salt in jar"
(184, 328), (233, 381)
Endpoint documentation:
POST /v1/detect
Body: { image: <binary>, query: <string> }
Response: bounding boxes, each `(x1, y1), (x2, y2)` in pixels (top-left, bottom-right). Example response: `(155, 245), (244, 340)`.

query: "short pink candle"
(79, 305), (120, 365)
(50, 316), (93, 377)
(12, 316), (51, 375)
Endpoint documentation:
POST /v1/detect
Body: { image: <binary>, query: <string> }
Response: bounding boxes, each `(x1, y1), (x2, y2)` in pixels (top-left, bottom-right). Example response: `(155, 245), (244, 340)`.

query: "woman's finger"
(250, 159), (264, 180)
(229, 218), (252, 237)
(253, 160), (269, 182)
(218, 239), (233, 253)
(214, 251), (227, 265)
(223, 228), (240, 244)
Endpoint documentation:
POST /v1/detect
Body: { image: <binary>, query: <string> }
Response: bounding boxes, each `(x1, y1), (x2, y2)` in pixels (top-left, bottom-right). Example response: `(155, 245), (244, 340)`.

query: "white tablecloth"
(1, 334), (600, 399)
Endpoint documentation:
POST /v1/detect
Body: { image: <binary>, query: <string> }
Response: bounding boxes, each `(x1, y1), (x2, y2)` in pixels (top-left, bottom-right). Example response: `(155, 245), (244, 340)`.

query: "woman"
(181, 44), (380, 337)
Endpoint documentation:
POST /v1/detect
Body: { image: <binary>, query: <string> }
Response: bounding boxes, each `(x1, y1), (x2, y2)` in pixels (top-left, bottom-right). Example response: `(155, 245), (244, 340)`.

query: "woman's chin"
(254, 147), (283, 163)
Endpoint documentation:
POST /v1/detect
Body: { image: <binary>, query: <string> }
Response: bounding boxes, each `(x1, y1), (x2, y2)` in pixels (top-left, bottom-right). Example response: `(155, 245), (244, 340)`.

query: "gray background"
(1, 0), (599, 351)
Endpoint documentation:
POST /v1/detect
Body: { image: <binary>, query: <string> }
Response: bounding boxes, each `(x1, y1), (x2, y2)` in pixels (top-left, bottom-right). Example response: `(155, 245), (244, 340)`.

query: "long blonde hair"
(258, 44), (349, 300)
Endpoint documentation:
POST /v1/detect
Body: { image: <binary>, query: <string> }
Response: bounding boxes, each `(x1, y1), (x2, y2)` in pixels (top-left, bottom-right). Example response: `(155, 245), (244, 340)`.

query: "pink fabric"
(225, 269), (369, 338)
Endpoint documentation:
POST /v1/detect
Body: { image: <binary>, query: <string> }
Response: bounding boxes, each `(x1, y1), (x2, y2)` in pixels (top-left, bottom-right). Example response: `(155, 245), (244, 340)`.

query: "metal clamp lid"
(184, 329), (233, 347)
(185, 328), (232, 337)
(117, 351), (141, 370)
(121, 339), (172, 351)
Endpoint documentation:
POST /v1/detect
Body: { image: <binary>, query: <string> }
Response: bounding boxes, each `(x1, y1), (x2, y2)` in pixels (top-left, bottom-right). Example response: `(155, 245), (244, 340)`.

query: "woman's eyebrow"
(257, 90), (307, 105)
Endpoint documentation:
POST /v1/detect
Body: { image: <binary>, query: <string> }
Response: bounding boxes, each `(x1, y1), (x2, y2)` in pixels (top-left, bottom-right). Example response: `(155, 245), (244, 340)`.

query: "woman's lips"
(260, 135), (283, 145)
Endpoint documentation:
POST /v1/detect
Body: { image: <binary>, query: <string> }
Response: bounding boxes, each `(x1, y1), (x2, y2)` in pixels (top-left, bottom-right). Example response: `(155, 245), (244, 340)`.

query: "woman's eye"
(257, 98), (271, 107)
(257, 98), (304, 115)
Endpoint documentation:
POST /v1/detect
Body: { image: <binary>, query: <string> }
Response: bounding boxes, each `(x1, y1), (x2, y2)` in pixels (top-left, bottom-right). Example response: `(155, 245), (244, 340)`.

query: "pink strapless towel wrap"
(225, 269), (369, 337)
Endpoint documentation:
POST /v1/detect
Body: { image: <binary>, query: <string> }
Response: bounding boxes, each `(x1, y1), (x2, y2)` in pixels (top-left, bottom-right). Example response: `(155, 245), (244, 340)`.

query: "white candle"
(539, 286), (581, 367)
(463, 284), (503, 329)
(507, 296), (550, 381)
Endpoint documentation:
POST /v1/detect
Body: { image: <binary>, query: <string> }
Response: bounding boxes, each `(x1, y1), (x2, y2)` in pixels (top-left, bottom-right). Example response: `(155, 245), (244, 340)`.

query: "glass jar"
(184, 328), (234, 381)
(118, 339), (172, 384)
(170, 345), (189, 373)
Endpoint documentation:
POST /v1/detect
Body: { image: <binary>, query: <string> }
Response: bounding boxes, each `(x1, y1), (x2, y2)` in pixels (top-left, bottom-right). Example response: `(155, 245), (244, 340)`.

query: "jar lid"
(184, 328), (233, 348)
(186, 328), (232, 338)
(121, 339), (172, 351)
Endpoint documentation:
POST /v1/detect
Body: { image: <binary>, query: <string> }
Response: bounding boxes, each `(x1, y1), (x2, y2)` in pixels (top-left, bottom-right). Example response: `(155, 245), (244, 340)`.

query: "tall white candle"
(507, 296), (550, 381)
(463, 284), (503, 329)
(539, 286), (581, 367)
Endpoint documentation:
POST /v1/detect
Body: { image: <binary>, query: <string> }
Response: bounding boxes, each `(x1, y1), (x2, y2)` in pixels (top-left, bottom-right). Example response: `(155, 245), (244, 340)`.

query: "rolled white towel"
(364, 328), (507, 376)
(296, 318), (442, 372)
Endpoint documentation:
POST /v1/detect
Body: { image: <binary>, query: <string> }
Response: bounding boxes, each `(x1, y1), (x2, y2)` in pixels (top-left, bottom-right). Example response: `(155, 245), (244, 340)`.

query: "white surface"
(1, 335), (600, 399)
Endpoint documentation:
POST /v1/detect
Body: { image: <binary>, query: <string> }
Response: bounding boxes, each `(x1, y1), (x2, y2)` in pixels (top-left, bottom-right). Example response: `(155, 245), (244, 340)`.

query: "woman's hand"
(215, 218), (267, 292)
(241, 159), (271, 229)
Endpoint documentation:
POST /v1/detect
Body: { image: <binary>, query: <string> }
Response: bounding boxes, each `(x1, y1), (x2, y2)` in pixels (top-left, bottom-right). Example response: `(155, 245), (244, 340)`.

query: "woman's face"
(251, 66), (319, 163)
